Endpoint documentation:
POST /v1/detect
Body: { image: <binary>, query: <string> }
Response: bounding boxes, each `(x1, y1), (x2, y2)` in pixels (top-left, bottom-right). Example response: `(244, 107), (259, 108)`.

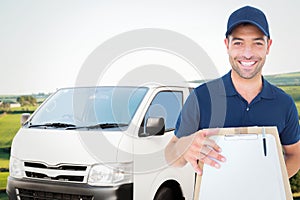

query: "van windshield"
(28, 87), (148, 129)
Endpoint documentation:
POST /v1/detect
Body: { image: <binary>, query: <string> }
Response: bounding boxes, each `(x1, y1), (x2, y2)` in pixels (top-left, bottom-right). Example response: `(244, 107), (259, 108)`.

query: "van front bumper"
(6, 176), (133, 200)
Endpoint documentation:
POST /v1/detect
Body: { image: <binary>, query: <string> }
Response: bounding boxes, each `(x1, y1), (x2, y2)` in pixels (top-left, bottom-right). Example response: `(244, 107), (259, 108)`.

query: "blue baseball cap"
(225, 6), (270, 38)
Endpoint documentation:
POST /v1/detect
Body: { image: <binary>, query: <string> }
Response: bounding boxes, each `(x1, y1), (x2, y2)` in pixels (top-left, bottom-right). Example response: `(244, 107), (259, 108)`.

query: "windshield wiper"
(28, 123), (76, 129)
(66, 123), (128, 130)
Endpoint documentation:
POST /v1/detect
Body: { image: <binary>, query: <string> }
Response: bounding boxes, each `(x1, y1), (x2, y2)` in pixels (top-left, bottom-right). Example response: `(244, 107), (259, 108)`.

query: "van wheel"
(154, 186), (176, 200)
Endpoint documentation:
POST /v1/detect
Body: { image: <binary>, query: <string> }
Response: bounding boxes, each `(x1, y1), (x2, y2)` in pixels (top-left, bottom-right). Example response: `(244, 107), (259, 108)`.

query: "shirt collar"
(222, 71), (237, 96)
(260, 78), (276, 99)
(222, 70), (275, 99)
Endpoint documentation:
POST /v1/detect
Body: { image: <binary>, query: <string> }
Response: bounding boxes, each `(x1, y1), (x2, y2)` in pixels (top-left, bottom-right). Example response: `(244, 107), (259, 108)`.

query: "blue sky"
(0, 0), (299, 94)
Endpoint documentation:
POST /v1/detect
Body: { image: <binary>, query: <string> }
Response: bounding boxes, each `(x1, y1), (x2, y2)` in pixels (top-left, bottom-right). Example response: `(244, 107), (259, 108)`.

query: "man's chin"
(234, 69), (260, 79)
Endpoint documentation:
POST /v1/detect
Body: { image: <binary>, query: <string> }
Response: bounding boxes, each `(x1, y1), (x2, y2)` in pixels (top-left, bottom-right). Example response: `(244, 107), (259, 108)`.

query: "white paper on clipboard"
(197, 133), (286, 200)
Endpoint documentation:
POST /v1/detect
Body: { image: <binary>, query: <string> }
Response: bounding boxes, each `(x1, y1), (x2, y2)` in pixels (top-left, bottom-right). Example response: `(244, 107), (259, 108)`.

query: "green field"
(0, 149), (10, 170)
(0, 193), (8, 200)
(0, 112), (23, 199)
(0, 114), (21, 149)
(0, 172), (9, 190)
(0, 113), (21, 195)
(0, 114), (20, 193)
(265, 71), (300, 86)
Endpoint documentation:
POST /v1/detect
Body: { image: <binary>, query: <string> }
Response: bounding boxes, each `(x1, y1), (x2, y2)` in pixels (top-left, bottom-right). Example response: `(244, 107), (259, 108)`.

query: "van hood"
(11, 128), (132, 166)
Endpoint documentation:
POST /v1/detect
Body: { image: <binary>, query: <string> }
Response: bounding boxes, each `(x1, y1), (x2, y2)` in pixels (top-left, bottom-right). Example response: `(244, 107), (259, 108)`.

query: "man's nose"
(242, 45), (254, 59)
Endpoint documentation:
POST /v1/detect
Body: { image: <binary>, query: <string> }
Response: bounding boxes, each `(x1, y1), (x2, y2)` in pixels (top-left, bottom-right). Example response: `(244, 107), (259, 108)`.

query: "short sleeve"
(175, 90), (200, 138)
(280, 99), (300, 145)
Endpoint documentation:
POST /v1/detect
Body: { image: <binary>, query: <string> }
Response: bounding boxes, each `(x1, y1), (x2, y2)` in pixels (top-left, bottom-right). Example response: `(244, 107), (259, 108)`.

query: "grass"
(0, 113), (22, 200)
(296, 101), (300, 113)
(0, 114), (21, 149)
(9, 106), (37, 112)
(0, 172), (9, 190)
(0, 114), (14, 199)
(0, 172), (8, 200)
(0, 192), (8, 200)
(0, 159), (9, 170)
(0, 114), (18, 193)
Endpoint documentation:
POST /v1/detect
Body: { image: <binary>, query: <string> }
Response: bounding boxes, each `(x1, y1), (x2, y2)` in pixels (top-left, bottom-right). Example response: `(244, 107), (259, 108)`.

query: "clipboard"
(193, 126), (293, 200)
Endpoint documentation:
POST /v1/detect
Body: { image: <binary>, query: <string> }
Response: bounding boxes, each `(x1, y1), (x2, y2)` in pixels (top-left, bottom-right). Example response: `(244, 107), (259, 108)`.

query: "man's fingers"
(200, 156), (221, 169)
(199, 146), (226, 162)
(195, 129), (222, 152)
(202, 128), (219, 137)
(203, 138), (222, 152)
(200, 145), (217, 156)
(184, 129), (226, 174)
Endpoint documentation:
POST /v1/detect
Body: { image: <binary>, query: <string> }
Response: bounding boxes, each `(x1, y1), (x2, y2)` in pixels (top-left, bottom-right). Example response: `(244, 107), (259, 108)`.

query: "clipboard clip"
(262, 127), (267, 156)
(224, 134), (258, 140)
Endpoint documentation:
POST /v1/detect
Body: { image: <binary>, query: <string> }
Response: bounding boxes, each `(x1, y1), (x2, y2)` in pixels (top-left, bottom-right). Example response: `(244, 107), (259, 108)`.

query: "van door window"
(139, 91), (183, 136)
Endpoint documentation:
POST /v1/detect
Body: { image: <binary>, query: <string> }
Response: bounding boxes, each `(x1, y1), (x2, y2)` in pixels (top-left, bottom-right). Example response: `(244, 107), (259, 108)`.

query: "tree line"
(16, 95), (37, 106)
(0, 95), (37, 110)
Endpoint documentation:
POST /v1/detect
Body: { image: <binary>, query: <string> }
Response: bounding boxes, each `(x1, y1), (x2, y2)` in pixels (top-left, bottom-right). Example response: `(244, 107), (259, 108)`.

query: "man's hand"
(182, 129), (226, 175)
(165, 129), (226, 175)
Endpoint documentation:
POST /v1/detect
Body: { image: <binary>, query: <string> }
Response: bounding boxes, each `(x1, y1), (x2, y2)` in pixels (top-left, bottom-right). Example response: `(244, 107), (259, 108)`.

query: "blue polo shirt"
(175, 71), (300, 145)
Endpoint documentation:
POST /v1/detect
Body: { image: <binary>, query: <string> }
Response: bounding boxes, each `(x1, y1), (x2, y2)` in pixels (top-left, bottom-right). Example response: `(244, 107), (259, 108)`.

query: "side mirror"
(20, 113), (30, 125)
(144, 117), (165, 136)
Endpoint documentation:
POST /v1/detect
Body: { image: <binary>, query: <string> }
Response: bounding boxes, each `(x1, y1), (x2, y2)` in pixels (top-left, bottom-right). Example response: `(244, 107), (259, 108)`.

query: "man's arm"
(283, 140), (300, 178)
(164, 129), (226, 175)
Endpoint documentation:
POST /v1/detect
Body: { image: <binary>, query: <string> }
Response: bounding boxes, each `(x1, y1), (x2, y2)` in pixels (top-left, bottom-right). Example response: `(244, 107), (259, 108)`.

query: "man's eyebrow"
(230, 37), (266, 42)
(231, 37), (243, 41)
(253, 37), (266, 41)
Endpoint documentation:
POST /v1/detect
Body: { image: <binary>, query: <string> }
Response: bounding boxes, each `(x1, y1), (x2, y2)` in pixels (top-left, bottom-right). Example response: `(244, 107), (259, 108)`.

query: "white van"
(7, 85), (195, 200)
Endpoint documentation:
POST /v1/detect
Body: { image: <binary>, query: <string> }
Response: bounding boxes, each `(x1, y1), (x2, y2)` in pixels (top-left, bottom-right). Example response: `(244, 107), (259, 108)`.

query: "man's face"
(224, 24), (272, 79)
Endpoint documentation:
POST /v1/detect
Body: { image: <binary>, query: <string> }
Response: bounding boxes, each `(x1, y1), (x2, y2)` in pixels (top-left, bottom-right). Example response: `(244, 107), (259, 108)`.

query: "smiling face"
(225, 23), (272, 80)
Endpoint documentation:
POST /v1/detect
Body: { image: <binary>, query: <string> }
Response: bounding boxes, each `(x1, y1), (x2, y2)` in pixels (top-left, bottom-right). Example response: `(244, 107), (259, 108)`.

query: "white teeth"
(240, 61), (255, 67)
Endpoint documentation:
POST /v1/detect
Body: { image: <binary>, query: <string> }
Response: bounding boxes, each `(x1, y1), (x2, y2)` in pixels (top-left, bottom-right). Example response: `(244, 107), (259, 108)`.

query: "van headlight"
(9, 157), (25, 179)
(88, 162), (132, 186)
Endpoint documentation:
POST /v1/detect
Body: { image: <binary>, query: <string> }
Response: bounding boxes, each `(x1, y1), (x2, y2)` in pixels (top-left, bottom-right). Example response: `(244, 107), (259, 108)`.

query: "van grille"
(16, 188), (93, 200)
(24, 162), (89, 183)
(24, 162), (87, 171)
(25, 171), (84, 182)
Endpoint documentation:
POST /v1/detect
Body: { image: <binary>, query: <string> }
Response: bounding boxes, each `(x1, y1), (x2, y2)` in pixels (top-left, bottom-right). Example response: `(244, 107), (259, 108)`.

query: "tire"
(154, 186), (176, 200)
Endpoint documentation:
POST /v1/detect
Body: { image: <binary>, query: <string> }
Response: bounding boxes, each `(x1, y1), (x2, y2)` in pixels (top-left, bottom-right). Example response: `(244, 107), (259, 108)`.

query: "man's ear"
(224, 38), (229, 51)
(266, 39), (272, 55)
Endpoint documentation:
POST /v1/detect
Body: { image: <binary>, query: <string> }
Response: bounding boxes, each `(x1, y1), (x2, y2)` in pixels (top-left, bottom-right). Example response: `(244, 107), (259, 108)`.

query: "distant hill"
(264, 71), (300, 86)
(191, 71), (300, 86)
(0, 93), (50, 104)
